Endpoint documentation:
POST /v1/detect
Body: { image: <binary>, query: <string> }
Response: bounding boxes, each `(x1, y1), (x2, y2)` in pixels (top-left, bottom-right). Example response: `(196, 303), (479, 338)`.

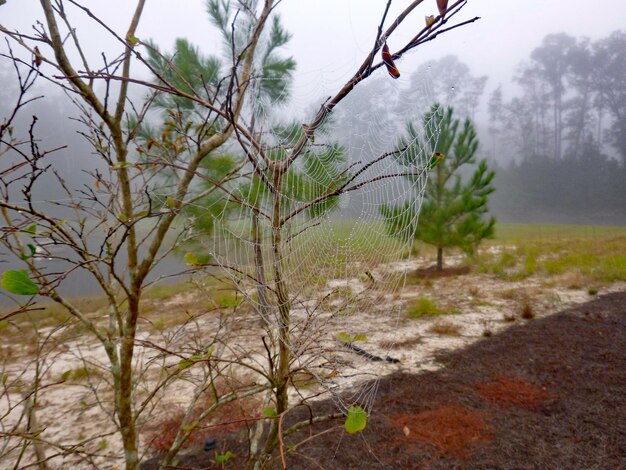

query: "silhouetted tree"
(593, 31), (626, 161)
(403, 55), (487, 121)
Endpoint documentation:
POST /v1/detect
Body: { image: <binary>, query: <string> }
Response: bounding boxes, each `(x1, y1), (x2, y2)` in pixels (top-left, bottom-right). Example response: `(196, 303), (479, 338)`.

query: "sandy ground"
(1, 253), (623, 469)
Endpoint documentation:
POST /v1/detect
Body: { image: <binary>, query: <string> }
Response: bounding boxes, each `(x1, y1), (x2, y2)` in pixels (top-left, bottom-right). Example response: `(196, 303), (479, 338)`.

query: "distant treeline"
(331, 30), (626, 225)
(2, 30), (624, 225)
(486, 31), (626, 225)
(490, 155), (626, 225)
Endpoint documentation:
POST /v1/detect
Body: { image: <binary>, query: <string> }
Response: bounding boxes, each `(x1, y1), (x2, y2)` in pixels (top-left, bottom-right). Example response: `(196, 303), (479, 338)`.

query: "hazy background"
(3, 1), (621, 95)
(1, 0), (625, 224)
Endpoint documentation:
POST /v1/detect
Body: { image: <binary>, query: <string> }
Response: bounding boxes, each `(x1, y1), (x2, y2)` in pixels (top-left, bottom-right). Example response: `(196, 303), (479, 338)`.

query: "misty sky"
(2, 0), (625, 110)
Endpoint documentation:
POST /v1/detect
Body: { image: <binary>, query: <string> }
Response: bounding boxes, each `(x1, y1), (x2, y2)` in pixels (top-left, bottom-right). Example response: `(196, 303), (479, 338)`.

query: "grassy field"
(493, 223), (626, 241)
(476, 223), (626, 286)
(2, 222), (625, 336)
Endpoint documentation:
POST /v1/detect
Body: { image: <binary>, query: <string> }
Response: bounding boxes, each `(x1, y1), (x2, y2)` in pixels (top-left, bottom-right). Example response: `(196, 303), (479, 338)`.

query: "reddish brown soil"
(475, 374), (556, 410)
(142, 291), (626, 469)
(389, 404), (493, 460)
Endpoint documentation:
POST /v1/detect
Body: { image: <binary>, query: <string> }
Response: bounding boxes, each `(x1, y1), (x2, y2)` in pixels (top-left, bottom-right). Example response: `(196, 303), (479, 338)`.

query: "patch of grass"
(293, 220), (406, 271)
(596, 253), (626, 282)
(477, 234), (626, 286)
(0, 300), (91, 336)
(468, 286), (481, 297)
(479, 246), (538, 281)
(588, 287), (598, 296)
(61, 365), (104, 383)
(544, 291), (562, 304)
(143, 280), (198, 300)
(561, 272), (587, 289)
(497, 288), (519, 300)
(212, 289), (242, 308)
(331, 285), (354, 300)
(498, 252), (517, 269)
(406, 297), (445, 318)
(494, 223), (626, 242)
(428, 321), (462, 336)
(70, 366), (92, 382)
(148, 316), (168, 332)
(521, 249), (538, 277)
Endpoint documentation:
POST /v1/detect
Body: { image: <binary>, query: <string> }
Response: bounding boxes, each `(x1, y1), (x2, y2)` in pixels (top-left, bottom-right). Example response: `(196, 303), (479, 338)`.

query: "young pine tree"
(382, 105), (496, 270)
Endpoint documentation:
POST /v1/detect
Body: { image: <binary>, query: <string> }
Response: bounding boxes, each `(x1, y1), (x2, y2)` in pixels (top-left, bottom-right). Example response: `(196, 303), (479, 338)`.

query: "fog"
(1, 0), (625, 228)
(3, 1), (623, 107)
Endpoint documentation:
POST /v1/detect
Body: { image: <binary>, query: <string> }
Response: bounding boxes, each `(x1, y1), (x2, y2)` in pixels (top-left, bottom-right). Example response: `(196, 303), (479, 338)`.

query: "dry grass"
(380, 336), (422, 350)
(428, 321), (462, 336)
(520, 302), (535, 320)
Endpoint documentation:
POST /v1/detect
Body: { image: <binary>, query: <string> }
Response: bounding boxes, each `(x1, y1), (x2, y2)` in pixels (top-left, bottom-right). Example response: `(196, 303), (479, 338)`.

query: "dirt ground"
(143, 290), (626, 469)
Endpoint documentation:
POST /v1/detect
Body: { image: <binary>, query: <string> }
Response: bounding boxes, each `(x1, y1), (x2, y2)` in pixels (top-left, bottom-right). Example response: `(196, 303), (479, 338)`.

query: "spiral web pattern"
(193, 66), (442, 416)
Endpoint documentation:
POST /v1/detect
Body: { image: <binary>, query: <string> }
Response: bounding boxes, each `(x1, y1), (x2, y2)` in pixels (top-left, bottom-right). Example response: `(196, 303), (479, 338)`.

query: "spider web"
(189, 65), (444, 417)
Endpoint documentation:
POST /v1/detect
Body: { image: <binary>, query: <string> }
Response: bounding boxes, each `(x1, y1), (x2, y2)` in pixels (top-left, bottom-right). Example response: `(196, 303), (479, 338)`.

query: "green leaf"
(184, 252), (200, 266)
(126, 33), (139, 46)
(2, 373), (8, 385)
(100, 439), (107, 450)
(178, 359), (193, 370)
(214, 450), (235, 464)
(338, 332), (366, 343)
(1, 270), (39, 295)
(165, 196), (176, 209)
(60, 370), (72, 381)
(337, 332), (352, 343)
(24, 224), (37, 235)
(19, 244), (37, 260)
(344, 405), (367, 434)
(262, 406), (277, 417)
